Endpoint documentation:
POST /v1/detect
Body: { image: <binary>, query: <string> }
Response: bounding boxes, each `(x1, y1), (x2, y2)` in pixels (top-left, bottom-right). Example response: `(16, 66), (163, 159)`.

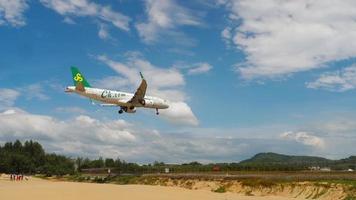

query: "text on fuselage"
(101, 90), (126, 99)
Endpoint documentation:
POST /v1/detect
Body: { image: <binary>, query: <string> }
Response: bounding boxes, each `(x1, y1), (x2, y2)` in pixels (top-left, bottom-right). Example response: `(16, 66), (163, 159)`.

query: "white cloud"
(0, 109), (137, 157)
(307, 116), (356, 136)
(97, 54), (185, 91)
(0, 108), (301, 163)
(93, 76), (129, 90)
(55, 106), (87, 114)
(0, 84), (49, 111)
(135, 0), (202, 44)
(221, 26), (232, 46)
(280, 131), (325, 149)
(98, 23), (110, 40)
(0, 0), (28, 27)
(96, 54), (198, 126)
(307, 65), (356, 92)
(0, 109), (244, 162)
(2, 107), (356, 162)
(40, 0), (130, 31)
(187, 62), (213, 75)
(160, 102), (198, 126)
(63, 16), (75, 24)
(19, 83), (50, 100)
(0, 88), (20, 110)
(173, 62), (213, 76)
(221, 0), (356, 79)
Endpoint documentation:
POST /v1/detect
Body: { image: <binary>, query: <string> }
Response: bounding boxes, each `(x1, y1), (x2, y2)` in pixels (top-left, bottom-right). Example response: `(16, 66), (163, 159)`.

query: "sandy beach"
(0, 175), (303, 200)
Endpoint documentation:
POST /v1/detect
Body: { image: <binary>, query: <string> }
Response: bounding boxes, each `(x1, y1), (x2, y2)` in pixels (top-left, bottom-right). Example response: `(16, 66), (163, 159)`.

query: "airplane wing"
(100, 104), (119, 107)
(128, 72), (147, 106)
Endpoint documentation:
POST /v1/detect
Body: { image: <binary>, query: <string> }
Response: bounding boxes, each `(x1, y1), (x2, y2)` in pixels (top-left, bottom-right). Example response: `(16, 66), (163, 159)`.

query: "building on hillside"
(212, 166), (220, 172)
(320, 167), (331, 172)
(309, 166), (320, 171)
(164, 168), (170, 173)
(81, 168), (113, 174)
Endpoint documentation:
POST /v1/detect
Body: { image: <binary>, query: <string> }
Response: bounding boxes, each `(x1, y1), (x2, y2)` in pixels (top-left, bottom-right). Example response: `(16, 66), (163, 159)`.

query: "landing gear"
(118, 106), (126, 114)
(156, 108), (159, 115)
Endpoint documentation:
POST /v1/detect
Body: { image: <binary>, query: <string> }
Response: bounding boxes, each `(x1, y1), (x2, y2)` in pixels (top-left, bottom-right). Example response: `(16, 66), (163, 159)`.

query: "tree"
(42, 154), (74, 176)
(91, 157), (105, 168)
(105, 158), (115, 167)
(0, 140), (74, 175)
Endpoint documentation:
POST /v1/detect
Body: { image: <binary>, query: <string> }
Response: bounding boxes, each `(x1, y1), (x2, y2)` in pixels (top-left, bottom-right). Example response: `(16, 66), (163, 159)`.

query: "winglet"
(139, 72), (144, 79)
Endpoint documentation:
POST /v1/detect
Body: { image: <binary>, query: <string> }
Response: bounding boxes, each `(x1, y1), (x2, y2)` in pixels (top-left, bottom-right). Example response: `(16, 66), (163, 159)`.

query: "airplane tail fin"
(71, 66), (91, 91)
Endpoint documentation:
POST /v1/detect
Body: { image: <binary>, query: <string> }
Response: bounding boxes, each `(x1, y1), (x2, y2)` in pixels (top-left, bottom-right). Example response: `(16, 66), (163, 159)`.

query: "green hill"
(240, 152), (331, 164)
(238, 152), (356, 171)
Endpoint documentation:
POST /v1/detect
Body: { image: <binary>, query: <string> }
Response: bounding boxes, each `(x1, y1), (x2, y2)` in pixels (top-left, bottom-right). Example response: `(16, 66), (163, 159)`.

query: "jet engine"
(125, 106), (136, 113)
(144, 99), (154, 107)
(118, 106), (136, 114)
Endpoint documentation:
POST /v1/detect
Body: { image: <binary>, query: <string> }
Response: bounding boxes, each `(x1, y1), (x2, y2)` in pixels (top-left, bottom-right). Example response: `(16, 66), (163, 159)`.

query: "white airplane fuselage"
(65, 86), (169, 111)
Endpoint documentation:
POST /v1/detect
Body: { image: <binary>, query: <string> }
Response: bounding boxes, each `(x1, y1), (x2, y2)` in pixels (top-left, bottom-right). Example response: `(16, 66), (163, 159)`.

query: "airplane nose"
(163, 103), (169, 109)
(162, 100), (169, 109)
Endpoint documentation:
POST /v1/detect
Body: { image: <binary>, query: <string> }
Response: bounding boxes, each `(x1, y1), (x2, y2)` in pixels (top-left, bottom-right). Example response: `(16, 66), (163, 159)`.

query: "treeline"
(0, 140), (74, 176)
(1, 141), (355, 176)
(77, 157), (356, 174)
(76, 159), (213, 174)
(73, 159), (314, 174)
(76, 157), (141, 173)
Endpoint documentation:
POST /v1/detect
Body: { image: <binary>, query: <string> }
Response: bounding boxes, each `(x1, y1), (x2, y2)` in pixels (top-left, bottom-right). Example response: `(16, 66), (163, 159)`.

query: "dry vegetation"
(63, 172), (356, 199)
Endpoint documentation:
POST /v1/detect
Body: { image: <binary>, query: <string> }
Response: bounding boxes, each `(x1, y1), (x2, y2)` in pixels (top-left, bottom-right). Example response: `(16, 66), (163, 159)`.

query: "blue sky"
(1, 0), (356, 163)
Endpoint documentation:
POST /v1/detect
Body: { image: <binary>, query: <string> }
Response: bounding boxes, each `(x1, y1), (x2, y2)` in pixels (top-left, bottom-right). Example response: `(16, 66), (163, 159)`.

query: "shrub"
(213, 186), (226, 193)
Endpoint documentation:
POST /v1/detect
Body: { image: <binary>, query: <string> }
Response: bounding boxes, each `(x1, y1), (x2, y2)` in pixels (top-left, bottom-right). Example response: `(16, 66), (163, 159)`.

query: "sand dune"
(0, 176), (300, 200)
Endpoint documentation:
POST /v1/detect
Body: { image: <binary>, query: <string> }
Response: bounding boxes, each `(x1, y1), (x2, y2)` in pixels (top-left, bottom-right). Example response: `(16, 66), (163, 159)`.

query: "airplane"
(65, 67), (169, 115)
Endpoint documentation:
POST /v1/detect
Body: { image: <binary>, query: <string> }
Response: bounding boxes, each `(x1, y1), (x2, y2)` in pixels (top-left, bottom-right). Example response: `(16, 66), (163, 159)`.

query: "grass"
(315, 180), (356, 187)
(344, 195), (356, 200)
(183, 180), (194, 189)
(311, 180), (356, 199)
(111, 175), (140, 184)
(34, 174), (48, 179)
(213, 186), (226, 193)
(240, 178), (277, 188)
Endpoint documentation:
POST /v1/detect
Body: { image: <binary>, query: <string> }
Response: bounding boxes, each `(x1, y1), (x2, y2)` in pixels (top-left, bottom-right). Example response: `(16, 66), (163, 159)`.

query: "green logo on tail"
(74, 73), (83, 82)
(71, 66), (91, 88)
